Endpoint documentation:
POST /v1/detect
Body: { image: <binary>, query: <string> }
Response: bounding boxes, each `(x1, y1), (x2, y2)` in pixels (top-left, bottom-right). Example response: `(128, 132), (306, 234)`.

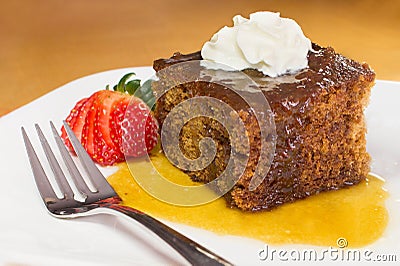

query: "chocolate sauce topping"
(153, 43), (375, 114)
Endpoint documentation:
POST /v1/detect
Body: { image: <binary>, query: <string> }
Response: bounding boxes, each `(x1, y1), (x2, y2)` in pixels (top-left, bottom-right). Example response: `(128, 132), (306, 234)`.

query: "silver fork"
(21, 121), (232, 266)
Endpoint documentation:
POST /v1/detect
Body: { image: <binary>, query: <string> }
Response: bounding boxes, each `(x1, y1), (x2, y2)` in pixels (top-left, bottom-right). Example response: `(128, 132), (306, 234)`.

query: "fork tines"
(21, 121), (117, 212)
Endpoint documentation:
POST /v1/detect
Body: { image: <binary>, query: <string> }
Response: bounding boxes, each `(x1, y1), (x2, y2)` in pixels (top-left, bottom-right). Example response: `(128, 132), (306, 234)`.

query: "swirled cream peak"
(201, 11), (312, 77)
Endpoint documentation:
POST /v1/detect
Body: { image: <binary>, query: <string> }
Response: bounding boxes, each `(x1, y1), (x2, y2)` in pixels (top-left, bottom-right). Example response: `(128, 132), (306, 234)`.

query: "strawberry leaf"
(116, 72), (136, 93)
(106, 72), (156, 110)
(125, 79), (141, 94)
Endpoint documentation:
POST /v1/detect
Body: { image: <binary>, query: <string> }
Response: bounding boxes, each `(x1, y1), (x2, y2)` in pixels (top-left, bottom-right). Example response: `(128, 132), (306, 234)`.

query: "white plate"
(0, 68), (399, 266)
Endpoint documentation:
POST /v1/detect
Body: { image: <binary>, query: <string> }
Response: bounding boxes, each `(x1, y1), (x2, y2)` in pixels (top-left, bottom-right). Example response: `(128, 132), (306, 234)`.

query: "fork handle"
(106, 204), (232, 266)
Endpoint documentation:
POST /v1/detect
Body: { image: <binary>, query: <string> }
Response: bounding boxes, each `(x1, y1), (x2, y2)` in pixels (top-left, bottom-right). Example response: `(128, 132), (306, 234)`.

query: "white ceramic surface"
(0, 68), (399, 265)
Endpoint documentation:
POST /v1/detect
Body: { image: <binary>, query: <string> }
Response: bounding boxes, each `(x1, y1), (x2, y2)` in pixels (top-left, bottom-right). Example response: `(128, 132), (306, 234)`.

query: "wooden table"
(1, 0), (399, 116)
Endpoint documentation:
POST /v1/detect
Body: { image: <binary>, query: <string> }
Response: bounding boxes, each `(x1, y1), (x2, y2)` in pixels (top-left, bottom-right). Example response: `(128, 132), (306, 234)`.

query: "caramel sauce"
(107, 151), (388, 248)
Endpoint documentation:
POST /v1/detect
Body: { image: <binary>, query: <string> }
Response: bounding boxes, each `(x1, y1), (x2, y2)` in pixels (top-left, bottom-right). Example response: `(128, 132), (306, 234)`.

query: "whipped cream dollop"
(201, 11), (312, 77)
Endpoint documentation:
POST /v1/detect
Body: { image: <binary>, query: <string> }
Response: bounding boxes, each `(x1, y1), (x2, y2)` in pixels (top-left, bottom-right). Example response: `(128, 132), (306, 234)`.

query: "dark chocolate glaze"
(154, 44), (375, 109)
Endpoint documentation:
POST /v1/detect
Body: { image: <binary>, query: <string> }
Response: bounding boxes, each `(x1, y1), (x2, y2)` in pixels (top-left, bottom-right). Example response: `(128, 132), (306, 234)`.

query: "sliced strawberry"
(81, 92), (101, 160)
(61, 97), (89, 151)
(144, 110), (159, 152)
(124, 99), (159, 156)
(92, 90), (125, 165)
(72, 96), (95, 142)
(109, 96), (129, 154)
(61, 81), (159, 166)
(110, 97), (159, 158)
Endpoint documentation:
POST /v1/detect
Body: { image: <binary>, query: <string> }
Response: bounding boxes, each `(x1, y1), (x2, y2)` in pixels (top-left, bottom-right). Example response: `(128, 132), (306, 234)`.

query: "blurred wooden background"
(1, 0), (399, 116)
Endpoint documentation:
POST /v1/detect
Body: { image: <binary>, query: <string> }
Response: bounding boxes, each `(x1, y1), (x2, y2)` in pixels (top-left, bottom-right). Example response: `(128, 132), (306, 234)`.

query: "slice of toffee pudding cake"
(152, 12), (375, 211)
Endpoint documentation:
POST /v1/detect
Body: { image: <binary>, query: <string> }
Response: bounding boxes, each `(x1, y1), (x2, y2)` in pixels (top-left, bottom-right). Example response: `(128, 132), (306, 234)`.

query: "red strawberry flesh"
(61, 89), (159, 166)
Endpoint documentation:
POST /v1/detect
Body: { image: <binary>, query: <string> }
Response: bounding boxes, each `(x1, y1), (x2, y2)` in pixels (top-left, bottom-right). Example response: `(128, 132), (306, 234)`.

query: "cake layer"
(153, 44), (375, 211)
